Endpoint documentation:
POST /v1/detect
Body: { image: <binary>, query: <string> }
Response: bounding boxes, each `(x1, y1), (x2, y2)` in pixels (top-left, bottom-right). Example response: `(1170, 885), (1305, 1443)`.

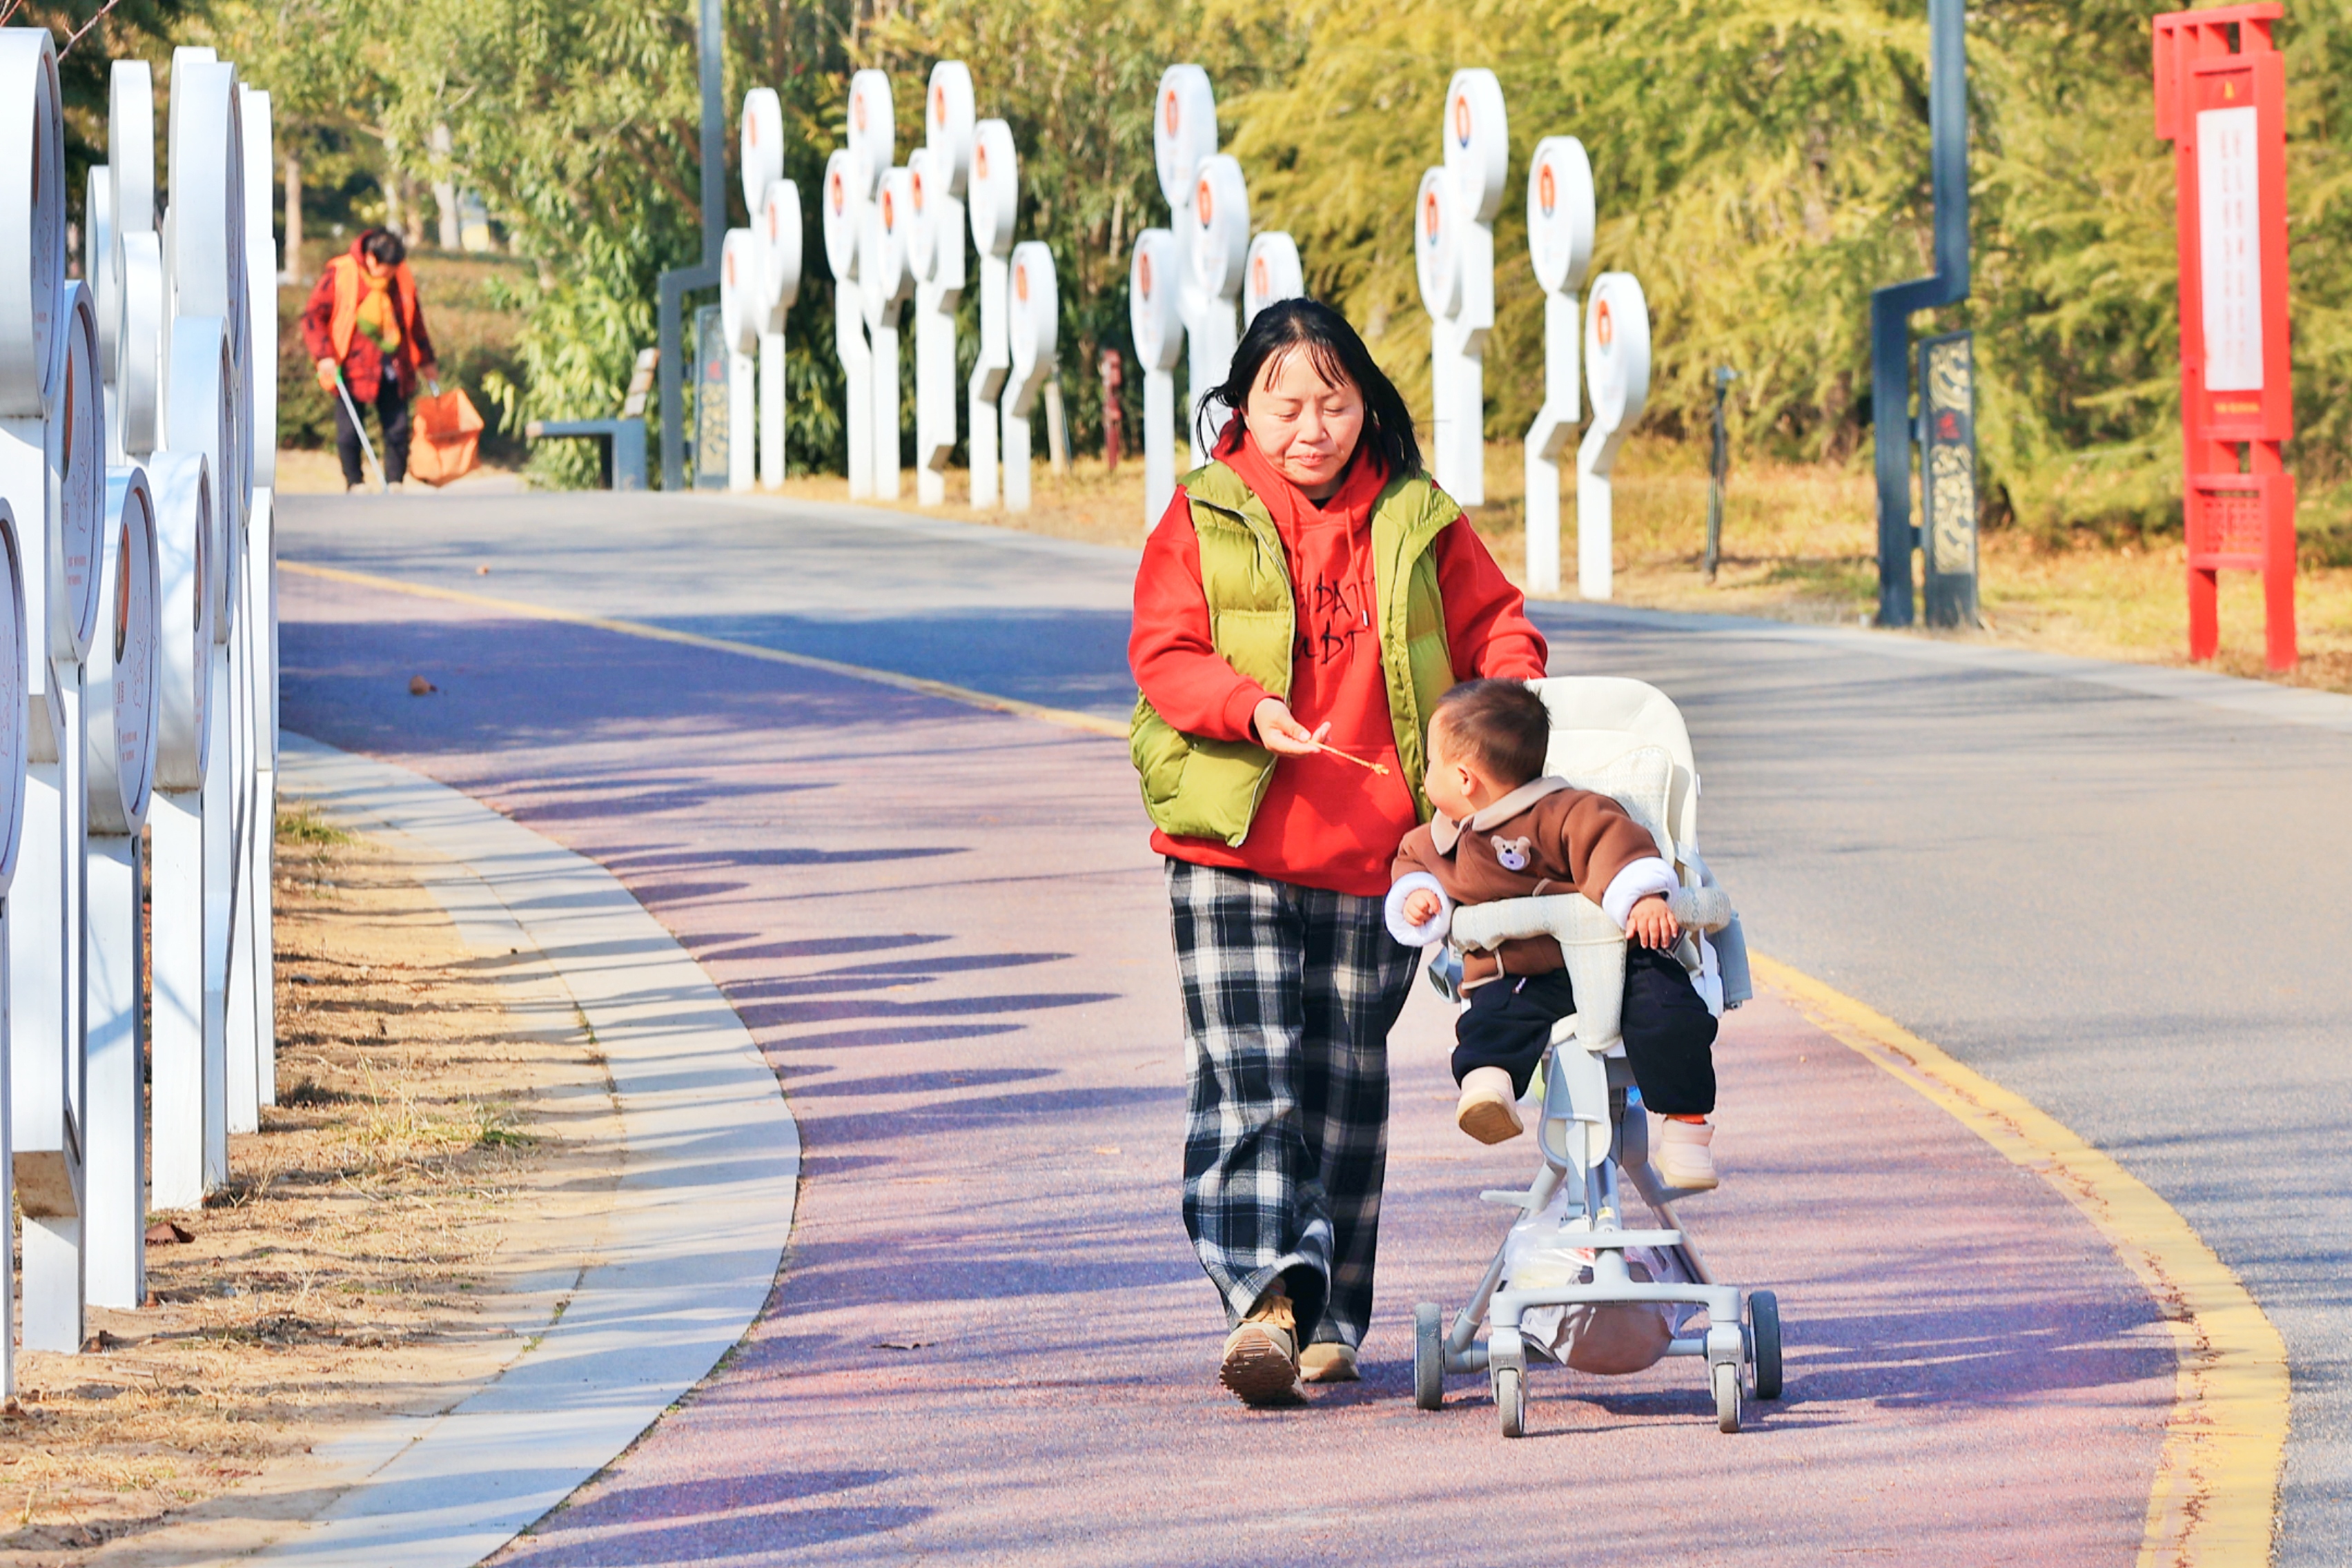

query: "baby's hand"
(1402, 888), (1442, 927)
(1625, 893), (1680, 950)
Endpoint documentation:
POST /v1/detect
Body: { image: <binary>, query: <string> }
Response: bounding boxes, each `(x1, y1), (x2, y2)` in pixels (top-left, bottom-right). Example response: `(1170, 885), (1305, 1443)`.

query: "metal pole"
(659, 0), (728, 491)
(1705, 366), (1735, 582)
(1868, 0), (1969, 627)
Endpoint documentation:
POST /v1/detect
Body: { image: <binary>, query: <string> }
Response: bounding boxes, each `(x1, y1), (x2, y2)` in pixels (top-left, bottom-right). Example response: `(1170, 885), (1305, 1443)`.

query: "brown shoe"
(1219, 1292), (1304, 1407)
(1299, 1342), (1359, 1383)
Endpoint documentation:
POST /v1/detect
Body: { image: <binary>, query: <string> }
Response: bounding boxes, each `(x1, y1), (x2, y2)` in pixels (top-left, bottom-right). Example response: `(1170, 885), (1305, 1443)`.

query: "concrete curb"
(233, 735), (798, 1567)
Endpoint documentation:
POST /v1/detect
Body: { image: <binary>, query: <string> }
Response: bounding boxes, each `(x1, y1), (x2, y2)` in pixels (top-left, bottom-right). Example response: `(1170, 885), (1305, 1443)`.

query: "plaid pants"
(1166, 859), (1420, 1350)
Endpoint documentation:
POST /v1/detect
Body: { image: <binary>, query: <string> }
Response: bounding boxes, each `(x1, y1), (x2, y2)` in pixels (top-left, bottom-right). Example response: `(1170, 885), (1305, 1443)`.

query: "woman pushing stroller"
(1129, 300), (1556, 1407)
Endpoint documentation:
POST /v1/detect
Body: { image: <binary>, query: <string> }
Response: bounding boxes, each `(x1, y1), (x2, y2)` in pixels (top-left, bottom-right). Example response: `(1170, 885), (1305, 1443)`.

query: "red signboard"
(2154, 3), (2296, 669)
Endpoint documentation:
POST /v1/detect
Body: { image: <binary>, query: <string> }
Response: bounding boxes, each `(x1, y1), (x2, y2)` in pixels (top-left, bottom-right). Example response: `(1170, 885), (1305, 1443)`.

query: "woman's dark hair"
(360, 226), (407, 267)
(1196, 297), (1422, 480)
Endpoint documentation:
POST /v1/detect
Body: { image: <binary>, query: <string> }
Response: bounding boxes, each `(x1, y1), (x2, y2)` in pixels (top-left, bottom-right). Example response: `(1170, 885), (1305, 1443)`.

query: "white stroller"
(1400, 677), (1780, 1435)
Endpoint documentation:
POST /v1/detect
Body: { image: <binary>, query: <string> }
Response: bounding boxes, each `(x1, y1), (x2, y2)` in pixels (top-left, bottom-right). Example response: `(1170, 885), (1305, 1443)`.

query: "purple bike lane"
(282, 567), (2170, 1565)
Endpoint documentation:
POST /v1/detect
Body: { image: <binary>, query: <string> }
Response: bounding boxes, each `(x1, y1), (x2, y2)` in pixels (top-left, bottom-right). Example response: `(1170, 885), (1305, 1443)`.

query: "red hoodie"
(1130, 421), (1548, 896)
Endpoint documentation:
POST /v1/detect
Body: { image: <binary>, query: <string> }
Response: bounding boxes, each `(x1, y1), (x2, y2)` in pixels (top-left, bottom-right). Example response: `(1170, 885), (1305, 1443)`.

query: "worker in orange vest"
(300, 227), (440, 492)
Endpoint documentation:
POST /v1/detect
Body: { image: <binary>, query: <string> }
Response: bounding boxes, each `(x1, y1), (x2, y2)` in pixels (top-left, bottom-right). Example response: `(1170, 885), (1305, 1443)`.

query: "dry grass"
(790, 440), (2352, 695)
(0, 812), (609, 1563)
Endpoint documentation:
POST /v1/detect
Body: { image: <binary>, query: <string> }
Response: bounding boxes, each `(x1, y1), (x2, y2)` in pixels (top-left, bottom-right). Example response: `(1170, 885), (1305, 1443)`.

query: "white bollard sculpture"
(741, 88), (794, 491)
(164, 50), (250, 1175)
(146, 447), (213, 1213)
(1577, 273), (1651, 602)
(1521, 136), (1594, 596)
(1, 38), (66, 1355)
(720, 227), (759, 493)
(235, 84), (277, 1118)
(155, 315), (235, 1205)
(5, 271), (106, 1357)
(1418, 70), (1507, 504)
(86, 465), (157, 1310)
(1243, 231), (1304, 328)
(966, 119), (1017, 508)
(912, 62), (972, 507)
(845, 71), (899, 500)
(753, 179), (801, 489)
(821, 150), (872, 498)
(1151, 67), (1231, 473)
(0, 501), (26, 1393)
(863, 166), (914, 502)
(1188, 152), (1250, 447)
(1001, 242), (1058, 514)
(1129, 231), (1182, 525)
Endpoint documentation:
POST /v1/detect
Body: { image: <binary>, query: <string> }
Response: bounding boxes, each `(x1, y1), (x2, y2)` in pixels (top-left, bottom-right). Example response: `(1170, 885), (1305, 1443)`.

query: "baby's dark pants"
(1451, 946), (1718, 1116)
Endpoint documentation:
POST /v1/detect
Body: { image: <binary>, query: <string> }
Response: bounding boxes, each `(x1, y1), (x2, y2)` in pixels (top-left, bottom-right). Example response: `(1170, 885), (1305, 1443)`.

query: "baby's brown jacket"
(1393, 777), (1663, 988)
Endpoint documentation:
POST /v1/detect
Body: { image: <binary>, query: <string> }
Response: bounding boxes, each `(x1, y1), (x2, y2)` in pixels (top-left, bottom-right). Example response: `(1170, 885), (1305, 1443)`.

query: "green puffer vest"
(1130, 459), (1460, 846)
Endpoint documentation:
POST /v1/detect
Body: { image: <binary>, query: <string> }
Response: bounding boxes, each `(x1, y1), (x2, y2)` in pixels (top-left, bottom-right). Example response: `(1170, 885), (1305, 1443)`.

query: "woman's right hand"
(1253, 697), (1331, 757)
(316, 357), (341, 391)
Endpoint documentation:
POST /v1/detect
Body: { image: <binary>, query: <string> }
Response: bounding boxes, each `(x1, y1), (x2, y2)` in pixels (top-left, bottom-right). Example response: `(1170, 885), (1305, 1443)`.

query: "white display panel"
(1522, 135), (1595, 596)
(2197, 105), (2263, 393)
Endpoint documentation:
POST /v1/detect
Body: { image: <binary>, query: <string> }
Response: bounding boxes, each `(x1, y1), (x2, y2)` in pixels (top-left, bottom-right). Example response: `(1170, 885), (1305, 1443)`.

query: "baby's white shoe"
(1654, 1117), (1721, 1190)
(1456, 1067), (1525, 1144)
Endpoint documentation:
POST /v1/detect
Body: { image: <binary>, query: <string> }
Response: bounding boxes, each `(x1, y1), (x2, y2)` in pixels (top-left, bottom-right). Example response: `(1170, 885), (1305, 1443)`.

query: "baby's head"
(1425, 680), (1551, 819)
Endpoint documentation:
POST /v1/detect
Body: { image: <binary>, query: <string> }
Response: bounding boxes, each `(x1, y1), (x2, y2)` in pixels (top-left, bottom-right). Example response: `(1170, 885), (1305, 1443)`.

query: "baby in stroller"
(1388, 679), (1723, 1189)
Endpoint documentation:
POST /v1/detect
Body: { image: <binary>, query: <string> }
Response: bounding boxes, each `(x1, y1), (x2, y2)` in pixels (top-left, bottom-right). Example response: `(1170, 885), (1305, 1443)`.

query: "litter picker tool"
(329, 367), (386, 493)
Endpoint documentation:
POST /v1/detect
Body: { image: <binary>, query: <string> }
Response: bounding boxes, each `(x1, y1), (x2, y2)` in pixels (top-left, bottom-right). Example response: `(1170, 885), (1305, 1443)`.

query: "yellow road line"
(281, 560), (1129, 740)
(1751, 954), (2287, 1567)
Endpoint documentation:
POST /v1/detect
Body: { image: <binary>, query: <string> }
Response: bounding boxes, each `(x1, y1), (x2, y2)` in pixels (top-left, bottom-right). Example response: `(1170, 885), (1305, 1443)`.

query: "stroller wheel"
(1413, 1303), (1445, 1411)
(1712, 1360), (1743, 1433)
(1495, 1366), (1526, 1438)
(1748, 1290), (1784, 1400)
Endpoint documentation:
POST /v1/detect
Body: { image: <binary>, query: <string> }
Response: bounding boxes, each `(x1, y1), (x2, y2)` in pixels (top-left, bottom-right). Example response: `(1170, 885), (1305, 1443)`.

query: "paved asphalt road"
(279, 489), (2352, 1560)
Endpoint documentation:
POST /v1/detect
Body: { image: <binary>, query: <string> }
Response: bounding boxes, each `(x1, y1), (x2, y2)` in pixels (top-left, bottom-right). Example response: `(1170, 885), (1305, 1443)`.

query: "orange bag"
(409, 385), (484, 487)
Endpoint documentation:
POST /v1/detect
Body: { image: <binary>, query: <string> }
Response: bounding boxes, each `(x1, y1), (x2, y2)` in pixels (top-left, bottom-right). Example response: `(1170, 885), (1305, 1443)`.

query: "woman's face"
(1245, 347), (1364, 500)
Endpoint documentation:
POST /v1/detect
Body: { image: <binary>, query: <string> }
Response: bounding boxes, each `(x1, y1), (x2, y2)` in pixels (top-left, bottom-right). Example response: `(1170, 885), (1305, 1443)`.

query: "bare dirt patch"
(0, 806), (616, 1564)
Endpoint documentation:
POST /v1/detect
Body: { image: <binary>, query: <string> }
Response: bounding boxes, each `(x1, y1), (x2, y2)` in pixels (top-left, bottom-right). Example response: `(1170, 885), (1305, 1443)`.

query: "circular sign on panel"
(1527, 136), (1594, 297)
(1129, 229), (1182, 371)
(1243, 231), (1304, 327)
(0, 499), (25, 891)
(926, 61), (974, 197)
(1008, 240), (1059, 383)
(89, 466), (159, 836)
(164, 315), (237, 645)
(117, 231), (165, 453)
(144, 449), (212, 792)
(1190, 155), (1248, 303)
(110, 59), (155, 236)
(1442, 68), (1509, 224)
(0, 30), (66, 416)
(53, 283), (103, 664)
(1414, 167), (1461, 320)
(1153, 65), (1217, 210)
(968, 119), (1017, 259)
(720, 227), (759, 354)
(905, 147), (938, 285)
(741, 88), (784, 217)
(847, 70), (894, 197)
(758, 179), (803, 318)
(821, 149), (861, 282)
(874, 166), (914, 304)
(1585, 271), (1652, 428)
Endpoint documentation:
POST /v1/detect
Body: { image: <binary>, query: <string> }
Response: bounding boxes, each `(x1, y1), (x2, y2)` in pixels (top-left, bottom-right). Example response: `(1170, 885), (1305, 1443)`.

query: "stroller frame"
(1406, 677), (1783, 1436)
